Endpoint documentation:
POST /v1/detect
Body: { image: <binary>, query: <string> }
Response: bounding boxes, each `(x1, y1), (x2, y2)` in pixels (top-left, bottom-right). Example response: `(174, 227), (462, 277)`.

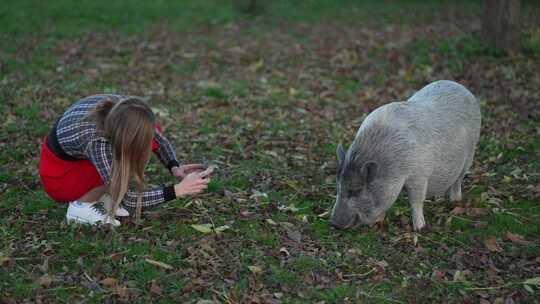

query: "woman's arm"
(86, 138), (176, 208)
(152, 127), (207, 180)
(153, 128), (180, 172)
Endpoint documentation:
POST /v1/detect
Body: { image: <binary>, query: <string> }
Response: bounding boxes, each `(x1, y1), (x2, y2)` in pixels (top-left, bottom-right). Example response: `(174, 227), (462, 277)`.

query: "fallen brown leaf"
(431, 270), (445, 281)
(248, 265), (263, 274)
(376, 260), (389, 268)
(150, 280), (162, 296)
(115, 286), (128, 298)
(266, 218), (278, 226)
(38, 258), (49, 273)
(505, 296), (516, 304)
(100, 277), (118, 288)
(145, 258), (173, 270)
(453, 270), (465, 282)
(467, 208), (489, 216)
(1, 256), (12, 268)
(494, 297), (504, 304)
(484, 237), (503, 252)
(110, 253), (124, 262)
(224, 189), (234, 200)
(317, 210), (330, 218)
(506, 232), (532, 245)
(286, 229), (302, 242)
(279, 247), (290, 257)
(523, 277), (540, 286)
(36, 274), (53, 288)
(181, 282), (195, 294)
(240, 210), (253, 217)
(450, 207), (488, 216)
(450, 206), (466, 215)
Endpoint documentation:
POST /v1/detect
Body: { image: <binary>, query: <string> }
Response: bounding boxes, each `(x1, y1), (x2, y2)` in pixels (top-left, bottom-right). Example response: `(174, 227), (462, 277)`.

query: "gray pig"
(330, 80), (481, 231)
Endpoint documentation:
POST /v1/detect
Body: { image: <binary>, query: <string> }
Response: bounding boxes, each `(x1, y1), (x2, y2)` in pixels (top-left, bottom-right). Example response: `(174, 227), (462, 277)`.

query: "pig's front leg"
(407, 181), (428, 231)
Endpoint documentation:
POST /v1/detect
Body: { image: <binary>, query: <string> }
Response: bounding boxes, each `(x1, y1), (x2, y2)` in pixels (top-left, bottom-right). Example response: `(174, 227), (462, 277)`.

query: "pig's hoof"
(412, 220), (426, 231)
(448, 184), (462, 202)
(374, 219), (386, 231)
(412, 214), (426, 231)
(413, 225), (425, 231)
(414, 223), (434, 232)
(449, 191), (462, 202)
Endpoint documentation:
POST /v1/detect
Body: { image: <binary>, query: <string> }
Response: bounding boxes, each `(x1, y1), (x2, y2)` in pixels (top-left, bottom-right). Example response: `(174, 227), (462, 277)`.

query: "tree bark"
(481, 0), (521, 51)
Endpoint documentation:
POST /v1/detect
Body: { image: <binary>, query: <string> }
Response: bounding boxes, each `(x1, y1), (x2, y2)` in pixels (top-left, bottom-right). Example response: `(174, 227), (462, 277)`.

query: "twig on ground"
(359, 291), (406, 304)
(464, 282), (516, 291)
(342, 267), (377, 279)
(211, 287), (236, 304)
(82, 271), (104, 292)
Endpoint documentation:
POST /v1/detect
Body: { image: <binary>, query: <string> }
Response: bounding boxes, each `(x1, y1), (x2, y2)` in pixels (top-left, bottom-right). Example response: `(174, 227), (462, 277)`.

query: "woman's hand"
(172, 164), (206, 180)
(173, 167), (214, 197)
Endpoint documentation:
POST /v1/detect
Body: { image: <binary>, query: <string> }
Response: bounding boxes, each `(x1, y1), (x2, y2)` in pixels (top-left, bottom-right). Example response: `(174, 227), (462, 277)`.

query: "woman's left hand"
(172, 164), (206, 180)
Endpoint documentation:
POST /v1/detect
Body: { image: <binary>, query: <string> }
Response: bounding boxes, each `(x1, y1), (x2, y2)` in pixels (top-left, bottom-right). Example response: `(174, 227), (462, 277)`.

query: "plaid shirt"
(55, 94), (178, 207)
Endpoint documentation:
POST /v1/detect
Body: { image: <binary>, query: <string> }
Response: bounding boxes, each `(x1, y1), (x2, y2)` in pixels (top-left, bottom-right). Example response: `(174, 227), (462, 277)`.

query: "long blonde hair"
(88, 97), (155, 222)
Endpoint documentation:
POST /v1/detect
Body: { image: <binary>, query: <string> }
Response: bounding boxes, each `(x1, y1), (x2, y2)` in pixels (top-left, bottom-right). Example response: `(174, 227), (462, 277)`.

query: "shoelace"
(90, 202), (107, 215)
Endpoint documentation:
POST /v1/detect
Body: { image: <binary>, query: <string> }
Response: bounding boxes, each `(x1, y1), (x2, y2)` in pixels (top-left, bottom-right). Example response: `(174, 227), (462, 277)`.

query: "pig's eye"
(347, 189), (362, 197)
(336, 167), (343, 179)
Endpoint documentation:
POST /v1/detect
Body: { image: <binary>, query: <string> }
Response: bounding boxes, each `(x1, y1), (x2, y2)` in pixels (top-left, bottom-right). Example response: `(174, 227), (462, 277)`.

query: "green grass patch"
(269, 264), (301, 285)
(308, 284), (355, 302)
(205, 86), (228, 100)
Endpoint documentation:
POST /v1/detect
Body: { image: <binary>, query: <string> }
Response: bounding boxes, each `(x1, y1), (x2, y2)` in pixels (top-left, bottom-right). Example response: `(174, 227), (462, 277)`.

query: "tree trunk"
(234, 0), (263, 16)
(481, 0), (521, 51)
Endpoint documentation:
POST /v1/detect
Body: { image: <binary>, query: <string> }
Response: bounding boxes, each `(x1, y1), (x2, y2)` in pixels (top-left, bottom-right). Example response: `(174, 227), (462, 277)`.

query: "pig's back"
(405, 80), (481, 150)
(404, 80), (481, 195)
(407, 80), (480, 124)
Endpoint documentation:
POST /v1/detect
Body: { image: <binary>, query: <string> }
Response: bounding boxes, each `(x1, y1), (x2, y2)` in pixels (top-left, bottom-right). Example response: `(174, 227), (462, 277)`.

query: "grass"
(2, 0), (540, 303)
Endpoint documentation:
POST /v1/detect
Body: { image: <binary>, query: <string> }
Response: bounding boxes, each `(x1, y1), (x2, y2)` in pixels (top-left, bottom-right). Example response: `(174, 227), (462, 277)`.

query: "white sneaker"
(101, 195), (130, 217)
(66, 201), (121, 227)
(115, 205), (130, 217)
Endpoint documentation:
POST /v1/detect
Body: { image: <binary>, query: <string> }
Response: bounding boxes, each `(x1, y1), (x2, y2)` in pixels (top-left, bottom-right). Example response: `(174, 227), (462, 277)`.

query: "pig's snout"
(330, 213), (358, 229)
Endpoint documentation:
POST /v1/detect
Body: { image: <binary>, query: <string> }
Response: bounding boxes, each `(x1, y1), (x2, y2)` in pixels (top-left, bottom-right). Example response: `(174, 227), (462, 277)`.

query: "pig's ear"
(336, 144), (345, 167)
(361, 161), (378, 183)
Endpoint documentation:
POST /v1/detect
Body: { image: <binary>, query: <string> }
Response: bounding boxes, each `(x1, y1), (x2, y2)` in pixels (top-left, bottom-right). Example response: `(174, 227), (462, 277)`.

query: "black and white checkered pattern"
(55, 94), (179, 207)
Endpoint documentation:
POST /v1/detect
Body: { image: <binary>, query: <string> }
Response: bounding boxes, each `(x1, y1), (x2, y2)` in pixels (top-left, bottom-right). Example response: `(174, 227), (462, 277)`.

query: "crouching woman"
(39, 94), (212, 226)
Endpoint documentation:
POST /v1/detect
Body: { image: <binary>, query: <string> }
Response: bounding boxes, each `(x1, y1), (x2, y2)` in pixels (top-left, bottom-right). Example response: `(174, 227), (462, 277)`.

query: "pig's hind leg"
(448, 151), (475, 202)
(406, 180), (428, 231)
(448, 178), (463, 202)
